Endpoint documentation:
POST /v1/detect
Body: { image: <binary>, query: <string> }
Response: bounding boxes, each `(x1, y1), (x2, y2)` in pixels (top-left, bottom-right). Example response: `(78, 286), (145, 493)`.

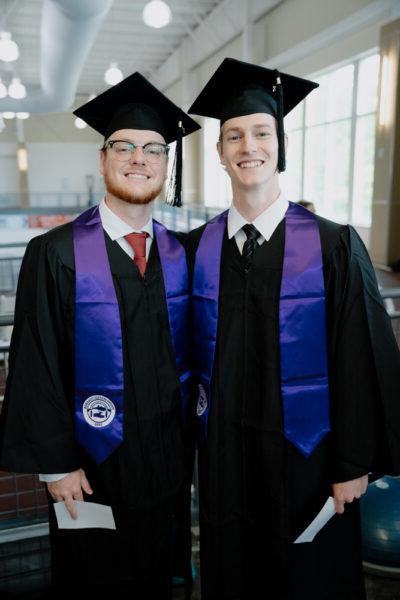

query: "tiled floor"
(0, 529), (399, 599)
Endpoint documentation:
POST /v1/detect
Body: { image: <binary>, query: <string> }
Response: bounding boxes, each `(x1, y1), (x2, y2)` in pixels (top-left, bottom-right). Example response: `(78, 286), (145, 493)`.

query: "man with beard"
(0, 72), (200, 599)
(186, 58), (400, 599)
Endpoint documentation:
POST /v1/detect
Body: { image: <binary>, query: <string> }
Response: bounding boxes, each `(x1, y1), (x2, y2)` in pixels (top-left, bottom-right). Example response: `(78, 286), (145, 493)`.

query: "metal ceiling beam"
(151, 0), (282, 93)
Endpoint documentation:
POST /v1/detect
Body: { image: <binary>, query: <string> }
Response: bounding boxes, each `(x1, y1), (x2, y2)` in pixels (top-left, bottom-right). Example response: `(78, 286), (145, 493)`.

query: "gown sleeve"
(327, 225), (400, 482)
(0, 235), (80, 473)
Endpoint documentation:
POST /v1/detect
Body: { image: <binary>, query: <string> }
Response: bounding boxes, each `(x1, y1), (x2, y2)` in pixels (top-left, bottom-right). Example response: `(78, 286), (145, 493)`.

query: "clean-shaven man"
(187, 57), (400, 600)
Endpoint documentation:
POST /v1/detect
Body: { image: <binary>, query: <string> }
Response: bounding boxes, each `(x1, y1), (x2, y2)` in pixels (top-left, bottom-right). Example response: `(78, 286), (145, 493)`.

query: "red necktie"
(124, 232), (149, 276)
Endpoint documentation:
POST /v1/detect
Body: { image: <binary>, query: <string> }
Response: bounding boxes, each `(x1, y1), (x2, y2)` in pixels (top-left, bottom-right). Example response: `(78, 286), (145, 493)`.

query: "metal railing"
(0, 192), (104, 209)
(0, 202), (220, 294)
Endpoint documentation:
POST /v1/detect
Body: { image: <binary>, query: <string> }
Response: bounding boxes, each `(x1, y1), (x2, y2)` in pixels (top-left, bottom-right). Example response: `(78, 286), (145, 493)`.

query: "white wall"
(27, 143), (103, 193)
(0, 143), (19, 193)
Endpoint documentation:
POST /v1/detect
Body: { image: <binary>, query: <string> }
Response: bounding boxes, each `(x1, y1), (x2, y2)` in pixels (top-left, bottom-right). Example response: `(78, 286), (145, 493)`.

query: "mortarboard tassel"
(166, 120), (184, 207)
(273, 70), (286, 173)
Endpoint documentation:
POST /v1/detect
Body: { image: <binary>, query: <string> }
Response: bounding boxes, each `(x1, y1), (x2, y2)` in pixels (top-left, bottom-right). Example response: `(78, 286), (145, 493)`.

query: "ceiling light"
(2, 111), (15, 119)
(16, 112), (30, 119)
(0, 31), (19, 62)
(75, 117), (87, 129)
(104, 63), (123, 86)
(8, 77), (26, 99)
(142, 1), (171, 29)
(0, 78), (7, 98)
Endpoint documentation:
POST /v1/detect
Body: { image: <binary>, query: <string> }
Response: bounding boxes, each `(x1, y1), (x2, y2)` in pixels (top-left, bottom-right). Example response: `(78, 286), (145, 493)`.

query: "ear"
(217, 140), (226, 166)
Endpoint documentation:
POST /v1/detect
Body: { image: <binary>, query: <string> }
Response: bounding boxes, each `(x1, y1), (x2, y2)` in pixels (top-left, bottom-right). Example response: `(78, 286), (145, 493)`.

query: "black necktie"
(242, 224), (260, 272)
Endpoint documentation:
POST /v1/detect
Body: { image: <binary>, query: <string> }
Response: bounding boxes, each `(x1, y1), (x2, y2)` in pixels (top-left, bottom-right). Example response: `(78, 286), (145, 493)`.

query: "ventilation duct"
(0, 0), (113, 113)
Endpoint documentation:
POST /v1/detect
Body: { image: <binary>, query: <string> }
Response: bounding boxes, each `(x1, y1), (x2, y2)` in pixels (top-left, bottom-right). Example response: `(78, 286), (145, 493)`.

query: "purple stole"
(193, 202), (330, 457)
(73, 206), (190, 464)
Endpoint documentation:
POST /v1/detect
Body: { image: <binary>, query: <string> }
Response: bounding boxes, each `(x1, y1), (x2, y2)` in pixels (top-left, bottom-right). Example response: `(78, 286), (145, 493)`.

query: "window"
(202, 117), (232, 209)
(281, 52), (380, 227)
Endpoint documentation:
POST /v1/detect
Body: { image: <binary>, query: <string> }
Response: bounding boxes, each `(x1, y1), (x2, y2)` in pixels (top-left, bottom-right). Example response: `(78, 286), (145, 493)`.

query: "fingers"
(361, 475), (369, 494)
(334, 497), (345, 514)
(64, 495), (78, 520)
(46, 469), (94, 520)
(332, 474), (370, 515)
(80, 470), (93, 496)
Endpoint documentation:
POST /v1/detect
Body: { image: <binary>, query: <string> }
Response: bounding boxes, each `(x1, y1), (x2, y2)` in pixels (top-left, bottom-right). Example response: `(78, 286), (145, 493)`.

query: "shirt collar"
(227, 192), (289, 241)
(99, 198), (153, 241)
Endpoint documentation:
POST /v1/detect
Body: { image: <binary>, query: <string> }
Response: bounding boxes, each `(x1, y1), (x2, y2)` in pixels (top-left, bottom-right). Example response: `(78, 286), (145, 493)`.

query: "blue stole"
(73, 206), (190, 464)
(192, 202), (330, 457)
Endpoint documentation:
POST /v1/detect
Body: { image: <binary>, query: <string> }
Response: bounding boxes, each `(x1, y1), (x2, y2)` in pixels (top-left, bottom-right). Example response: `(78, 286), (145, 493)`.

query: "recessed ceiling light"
(104, 63), (123, 86)
(143, 1), (171, 29)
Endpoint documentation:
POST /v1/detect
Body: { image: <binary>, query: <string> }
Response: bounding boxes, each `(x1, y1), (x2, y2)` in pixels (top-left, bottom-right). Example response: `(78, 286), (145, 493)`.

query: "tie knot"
(124, 232), (148, 258)
(242, 224), (260, 241)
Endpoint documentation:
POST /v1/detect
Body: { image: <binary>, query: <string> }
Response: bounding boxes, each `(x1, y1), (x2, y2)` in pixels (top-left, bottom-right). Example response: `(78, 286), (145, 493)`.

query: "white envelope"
(54, 500), (116, 530)
(294, 497), (336, 543)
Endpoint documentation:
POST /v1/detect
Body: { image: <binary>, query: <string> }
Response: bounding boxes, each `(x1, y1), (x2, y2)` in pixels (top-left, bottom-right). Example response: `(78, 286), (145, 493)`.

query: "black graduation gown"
(0, 222), (193, 600)
(186, 214), (400, 600)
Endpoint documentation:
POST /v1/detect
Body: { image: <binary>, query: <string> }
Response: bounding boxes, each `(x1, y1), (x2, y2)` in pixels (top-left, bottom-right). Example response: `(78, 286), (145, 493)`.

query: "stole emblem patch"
(82, 395), (116, 428)
(197, 384), (208, 417)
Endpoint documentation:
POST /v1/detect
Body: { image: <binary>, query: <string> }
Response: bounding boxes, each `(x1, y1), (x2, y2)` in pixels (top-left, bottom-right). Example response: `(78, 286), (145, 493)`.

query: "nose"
(240, 133), (257, 154)
(129, 145), (146, 164)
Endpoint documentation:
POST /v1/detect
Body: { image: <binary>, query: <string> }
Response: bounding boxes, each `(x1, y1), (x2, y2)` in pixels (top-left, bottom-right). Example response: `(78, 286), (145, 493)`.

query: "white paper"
(294, 497), (336, 544)
(53, 500), (116, 530)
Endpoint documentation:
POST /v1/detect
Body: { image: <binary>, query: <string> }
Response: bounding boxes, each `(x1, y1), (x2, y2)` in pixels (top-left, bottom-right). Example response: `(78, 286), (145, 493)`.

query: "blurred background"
(0, 0), (399, 597)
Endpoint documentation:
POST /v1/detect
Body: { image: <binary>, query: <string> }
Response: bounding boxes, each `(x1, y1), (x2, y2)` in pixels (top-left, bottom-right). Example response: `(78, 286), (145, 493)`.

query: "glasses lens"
(143, 143), (168, 163)
(108, 141), (168, 163)
(110, 141), (134, 161)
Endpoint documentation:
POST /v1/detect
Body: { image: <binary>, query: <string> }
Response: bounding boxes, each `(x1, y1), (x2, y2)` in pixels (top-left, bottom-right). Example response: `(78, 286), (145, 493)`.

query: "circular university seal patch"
(197, 384), (208, 417)
(83, 395), (116, 428)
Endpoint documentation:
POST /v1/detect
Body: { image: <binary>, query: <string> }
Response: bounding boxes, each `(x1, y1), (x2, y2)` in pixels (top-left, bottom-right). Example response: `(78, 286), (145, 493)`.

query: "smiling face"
(100, 128), (168, 205)
(217, 113), (281, 194)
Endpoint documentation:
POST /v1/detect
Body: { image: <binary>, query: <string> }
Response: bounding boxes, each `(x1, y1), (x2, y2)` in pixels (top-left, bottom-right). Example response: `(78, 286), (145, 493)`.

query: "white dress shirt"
(39, 199), (154, 484)
(99, 197), (153, 259)
(227, 192), (289, 254)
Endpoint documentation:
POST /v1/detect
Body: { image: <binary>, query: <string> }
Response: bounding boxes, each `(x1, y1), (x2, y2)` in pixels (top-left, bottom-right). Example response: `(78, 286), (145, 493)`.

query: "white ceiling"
(0, 0), (223, 102)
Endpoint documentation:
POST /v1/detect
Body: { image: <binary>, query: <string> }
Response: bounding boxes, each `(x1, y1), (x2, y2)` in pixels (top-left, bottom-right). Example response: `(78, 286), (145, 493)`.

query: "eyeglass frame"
(101, 139), (170, 162)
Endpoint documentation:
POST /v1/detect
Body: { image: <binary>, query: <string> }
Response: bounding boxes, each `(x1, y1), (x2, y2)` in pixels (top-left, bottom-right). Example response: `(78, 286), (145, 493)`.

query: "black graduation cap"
(188, 57), (318, 172)
(74, 72), (201, 206)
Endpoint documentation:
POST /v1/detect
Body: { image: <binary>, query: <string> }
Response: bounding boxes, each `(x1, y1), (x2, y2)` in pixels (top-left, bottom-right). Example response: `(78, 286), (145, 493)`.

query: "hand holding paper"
(54, 500), (116, 530)
(294, 497), (336, 544)
(47, 468), (93, 519)
(332, 474), (369, 514)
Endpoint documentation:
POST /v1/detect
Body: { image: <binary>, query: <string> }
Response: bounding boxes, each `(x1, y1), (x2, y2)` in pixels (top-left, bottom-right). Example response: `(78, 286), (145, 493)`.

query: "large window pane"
(306, 65), (354, 127)
(284, 102), (304, 132)
(326, 64), (354, 122)
(203, 118), (231, 208)
(304, 125), (326, 212)
(357, 53), (380, 116)
(304, 120), (351, 221)
(280, 129), (303, 201)
(352, 114), (376, 227)
(325, 120), (351, 221)
(305, 74), (328, 126)
(296, 54), (379, 229)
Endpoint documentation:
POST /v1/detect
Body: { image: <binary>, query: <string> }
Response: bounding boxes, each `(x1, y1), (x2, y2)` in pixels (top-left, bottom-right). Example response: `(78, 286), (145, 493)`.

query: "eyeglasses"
(102, 140), (169, 164)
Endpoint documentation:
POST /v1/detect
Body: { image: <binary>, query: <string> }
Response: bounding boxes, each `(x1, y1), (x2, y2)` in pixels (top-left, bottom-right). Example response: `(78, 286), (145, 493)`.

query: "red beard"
(103, 171), (164, 205)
